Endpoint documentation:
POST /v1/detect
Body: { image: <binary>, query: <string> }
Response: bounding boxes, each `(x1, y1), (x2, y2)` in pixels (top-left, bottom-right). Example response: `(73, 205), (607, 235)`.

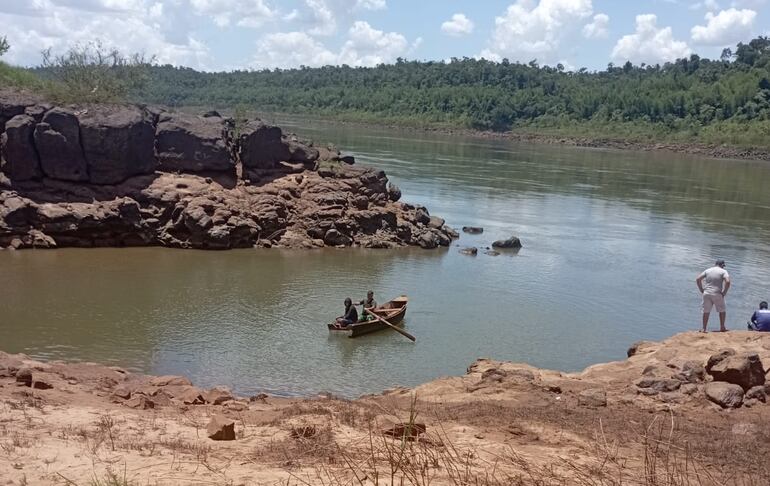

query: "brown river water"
(3, 119), (770, 397)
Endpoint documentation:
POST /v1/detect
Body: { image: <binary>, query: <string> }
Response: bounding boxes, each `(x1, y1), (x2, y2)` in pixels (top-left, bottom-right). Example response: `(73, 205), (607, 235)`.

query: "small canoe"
(327, 295), (409, 338)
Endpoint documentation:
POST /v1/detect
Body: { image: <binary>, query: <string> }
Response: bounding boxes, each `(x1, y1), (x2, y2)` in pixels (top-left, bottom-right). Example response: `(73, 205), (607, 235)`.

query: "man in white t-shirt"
(695, 259), (731, 332)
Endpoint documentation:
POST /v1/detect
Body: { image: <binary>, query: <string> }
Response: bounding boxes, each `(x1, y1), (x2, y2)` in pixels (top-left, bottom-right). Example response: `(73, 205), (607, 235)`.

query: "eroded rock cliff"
(0, 90), (455, 250)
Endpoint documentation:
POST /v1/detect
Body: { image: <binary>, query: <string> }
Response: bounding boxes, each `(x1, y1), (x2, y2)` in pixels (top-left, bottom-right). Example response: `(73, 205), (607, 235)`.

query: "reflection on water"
(3, 120), (770, 397)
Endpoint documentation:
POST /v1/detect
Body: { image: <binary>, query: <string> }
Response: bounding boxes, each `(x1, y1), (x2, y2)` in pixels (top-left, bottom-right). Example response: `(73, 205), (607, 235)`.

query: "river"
(3, 119), (770, 398)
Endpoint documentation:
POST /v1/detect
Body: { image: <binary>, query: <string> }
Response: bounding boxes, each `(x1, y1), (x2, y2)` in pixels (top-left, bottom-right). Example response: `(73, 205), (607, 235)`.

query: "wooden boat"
(327, 296), (408, 338)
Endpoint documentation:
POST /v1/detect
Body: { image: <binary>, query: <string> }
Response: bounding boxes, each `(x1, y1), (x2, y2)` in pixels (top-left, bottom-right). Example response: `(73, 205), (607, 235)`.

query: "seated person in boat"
(359, 290), (378, 321)
(748, 301), (770, 332)
(336, 298), (358, 327)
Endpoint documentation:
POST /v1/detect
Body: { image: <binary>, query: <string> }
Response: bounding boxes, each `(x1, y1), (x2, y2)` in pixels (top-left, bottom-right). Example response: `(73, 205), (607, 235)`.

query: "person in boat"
(336, 298), (358, 328)
(748, 301), (770, 332)
(359, 290), (378, 321)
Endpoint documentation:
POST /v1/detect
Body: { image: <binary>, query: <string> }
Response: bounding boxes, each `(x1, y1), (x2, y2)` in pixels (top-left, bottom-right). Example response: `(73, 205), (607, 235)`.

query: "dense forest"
(131, 37), (770, 146)
(2, 35), (770, 146)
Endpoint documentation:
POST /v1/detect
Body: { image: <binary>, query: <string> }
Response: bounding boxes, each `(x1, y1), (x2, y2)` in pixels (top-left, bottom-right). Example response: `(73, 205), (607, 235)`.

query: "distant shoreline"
(270, 112), (770, 163)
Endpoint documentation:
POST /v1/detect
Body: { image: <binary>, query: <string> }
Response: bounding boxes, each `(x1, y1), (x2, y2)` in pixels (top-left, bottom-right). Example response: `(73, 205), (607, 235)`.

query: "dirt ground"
(1, 331), (769, 485)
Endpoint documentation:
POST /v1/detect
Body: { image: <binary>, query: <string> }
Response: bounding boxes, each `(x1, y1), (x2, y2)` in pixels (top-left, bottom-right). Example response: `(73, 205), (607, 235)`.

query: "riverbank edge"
(252, 109), (770, 162)
(1, 331), (769, 484)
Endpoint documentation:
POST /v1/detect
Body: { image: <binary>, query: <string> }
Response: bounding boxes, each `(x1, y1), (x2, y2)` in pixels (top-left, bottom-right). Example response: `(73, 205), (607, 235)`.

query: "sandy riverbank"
(1, 331), (769, 485)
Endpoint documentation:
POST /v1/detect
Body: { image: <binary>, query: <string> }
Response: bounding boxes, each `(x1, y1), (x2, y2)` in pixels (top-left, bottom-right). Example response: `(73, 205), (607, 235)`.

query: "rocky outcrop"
(80, 105), (157, 184)
(156, 112), (233, 173)
(0, 92), (454, 250)
(34, 108), (89, 182)
(707, 350), (765, 391)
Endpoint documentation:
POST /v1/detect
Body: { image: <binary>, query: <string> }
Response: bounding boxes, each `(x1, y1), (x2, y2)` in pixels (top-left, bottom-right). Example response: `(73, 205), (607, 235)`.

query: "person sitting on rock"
(748, 301), (770, 332)
(359, 290), (378, 320)
(336, 298), (358, 328)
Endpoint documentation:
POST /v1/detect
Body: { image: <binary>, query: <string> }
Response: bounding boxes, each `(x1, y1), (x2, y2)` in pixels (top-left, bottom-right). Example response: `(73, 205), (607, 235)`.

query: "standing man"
(695, 259), (731, 332)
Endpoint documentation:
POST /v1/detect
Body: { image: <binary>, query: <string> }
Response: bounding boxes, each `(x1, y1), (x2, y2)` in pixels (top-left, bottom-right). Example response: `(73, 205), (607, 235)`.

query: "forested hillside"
(132, 37), (770, 146)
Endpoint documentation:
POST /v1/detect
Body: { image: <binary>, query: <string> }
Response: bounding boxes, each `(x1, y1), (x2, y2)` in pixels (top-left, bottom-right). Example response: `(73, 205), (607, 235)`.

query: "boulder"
(492, 236), (522, 249)
(1, 114), (42, 180)
(178, 387), (206, 405)
(286, 141), (319, 164)
(462, 226), (484, 234)
(459, 247), (478, 256)
(32, 378), (53, 390)
(238, 121), (290, 170)
(125, 396), (155, 410)
(676, 361), (707, 383)
(149, 375), (193, 387)
(627, 341), (656, 358)
(324, 228), (352, 246)
(705, 382), (744, 409)
(634, 377), (681, 393)
(428, 216), (445, 230)
(112, 384), (132, 400)
(15, 367), (33, 387)
(745, 385), (767, 403)
(207, 415), (236, 441)
(205, 386), (234, 405)
(387, 183), (401, 202)
(444, 226), (459, 238)
(707, 352), (765, 391)
(78, 105), (156, 184)
(417, 232), (438, 249)
(156, 112), (233, 173)
(340, 155), (355, 165)
(706, 348), (736, 372)
(578, 388), (607, 407)
(34, 108), (89, 181)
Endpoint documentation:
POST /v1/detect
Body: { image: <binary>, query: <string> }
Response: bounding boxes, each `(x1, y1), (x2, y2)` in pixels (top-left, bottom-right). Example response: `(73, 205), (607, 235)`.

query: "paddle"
(368, 311), (416, 342)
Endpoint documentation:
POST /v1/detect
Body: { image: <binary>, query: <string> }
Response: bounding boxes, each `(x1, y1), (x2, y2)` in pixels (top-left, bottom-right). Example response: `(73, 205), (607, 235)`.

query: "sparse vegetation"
(37, 41), (155, 103)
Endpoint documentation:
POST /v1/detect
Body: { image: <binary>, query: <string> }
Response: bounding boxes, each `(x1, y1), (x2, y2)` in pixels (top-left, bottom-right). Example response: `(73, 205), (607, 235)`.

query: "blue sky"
(0, 0), (767, 71)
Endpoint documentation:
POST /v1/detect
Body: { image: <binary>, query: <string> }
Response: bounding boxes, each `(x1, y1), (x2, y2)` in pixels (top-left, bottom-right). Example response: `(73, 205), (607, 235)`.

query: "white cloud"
(0, 0), (212, 69)
(252, 21), (410, 69)
(290, 0), (387, 37)
(612, 14), (691, 65)
(690, 0), (720, 10)
(582, 13), (609, 39)
(691, 8), (756, 45)
(339, 20), (408, 65)
(441, 13), (474, 37)
(479, 0), (594, 63)
(252, 32), (337, 68)
(189, 0), (276, 28)
(355, 0), (386, 9)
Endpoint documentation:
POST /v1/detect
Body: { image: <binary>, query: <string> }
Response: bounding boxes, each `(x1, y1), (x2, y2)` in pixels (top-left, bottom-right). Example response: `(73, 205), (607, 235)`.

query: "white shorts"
(702, 293), (726, 313)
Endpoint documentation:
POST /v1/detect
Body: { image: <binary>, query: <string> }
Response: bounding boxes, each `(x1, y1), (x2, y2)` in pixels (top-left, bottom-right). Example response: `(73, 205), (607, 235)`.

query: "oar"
(368, 311), (416, 342)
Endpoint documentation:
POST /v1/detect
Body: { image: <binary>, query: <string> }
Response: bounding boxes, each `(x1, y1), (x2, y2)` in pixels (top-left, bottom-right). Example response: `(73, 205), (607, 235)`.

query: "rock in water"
(462, 226), (484, 234)
(459, 247), (478, 256)
(705, 382), (744, 408)
(207, 415), (236, 441)
(492, 236), (522, 249)
(707, 352), (765, 391)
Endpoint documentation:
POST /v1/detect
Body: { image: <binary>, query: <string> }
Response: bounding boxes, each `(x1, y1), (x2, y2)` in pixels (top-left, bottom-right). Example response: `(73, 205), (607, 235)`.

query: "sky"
(0, 0), (768, 72)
